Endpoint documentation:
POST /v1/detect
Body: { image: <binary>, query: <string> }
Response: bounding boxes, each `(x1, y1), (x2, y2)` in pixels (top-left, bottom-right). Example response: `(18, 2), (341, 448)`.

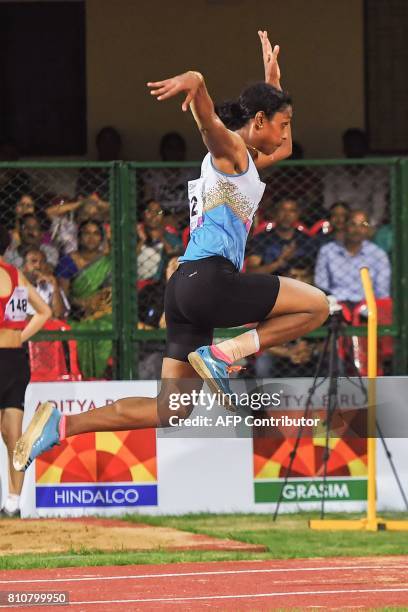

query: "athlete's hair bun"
(216, 83), (292, 132)
(216, 100), (248, 130)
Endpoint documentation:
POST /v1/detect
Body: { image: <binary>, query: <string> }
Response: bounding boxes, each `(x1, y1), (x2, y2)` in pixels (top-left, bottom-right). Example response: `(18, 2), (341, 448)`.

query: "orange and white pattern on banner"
(254, 436), (367, 480)
(36, 430), (157, 484)
(254, 409), (367, 480)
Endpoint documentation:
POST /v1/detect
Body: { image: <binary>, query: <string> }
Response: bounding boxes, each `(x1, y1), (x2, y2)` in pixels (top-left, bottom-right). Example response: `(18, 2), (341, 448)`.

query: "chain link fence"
(0, 162), (117, 381)
(0, 159), (403, 381)
(132, 159), (399, 379)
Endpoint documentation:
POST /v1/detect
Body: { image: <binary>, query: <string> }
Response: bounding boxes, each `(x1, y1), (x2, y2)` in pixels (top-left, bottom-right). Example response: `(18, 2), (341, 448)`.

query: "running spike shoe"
(13, 403), (61, 472)
(188, 345), (236, 410)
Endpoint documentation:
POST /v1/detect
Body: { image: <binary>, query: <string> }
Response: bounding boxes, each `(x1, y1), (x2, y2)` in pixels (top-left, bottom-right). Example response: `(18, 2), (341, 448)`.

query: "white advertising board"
(0, 381), (406, 517)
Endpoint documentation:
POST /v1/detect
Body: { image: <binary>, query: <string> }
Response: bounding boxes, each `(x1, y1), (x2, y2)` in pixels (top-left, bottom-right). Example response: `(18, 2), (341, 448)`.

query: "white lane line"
(1, 564), (407, 585)
(2, 587), (408, 608)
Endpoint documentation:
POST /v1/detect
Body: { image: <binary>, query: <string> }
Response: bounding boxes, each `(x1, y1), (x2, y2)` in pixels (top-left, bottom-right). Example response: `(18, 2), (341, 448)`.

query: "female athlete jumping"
(14, 32), (328, 472)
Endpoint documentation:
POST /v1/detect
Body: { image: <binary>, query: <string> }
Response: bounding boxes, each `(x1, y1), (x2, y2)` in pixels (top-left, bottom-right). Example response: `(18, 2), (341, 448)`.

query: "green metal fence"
(0, 158), (406, 380)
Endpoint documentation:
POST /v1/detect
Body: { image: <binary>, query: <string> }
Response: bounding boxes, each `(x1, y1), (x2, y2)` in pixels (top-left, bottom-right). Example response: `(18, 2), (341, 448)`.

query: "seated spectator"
(373, 207), (392, 256)
(246, 198), (317, 276)
(140, 132), (198, 213)
(76, 126), (122, 199)
(313, 201), (351, 247)
(137, 200), (183, 285)
(22, 247), (70, 319)
(286, 259), (314, 285)
(56, 220), (111, 313)
(56, 220), (112, 378)
(314, 210), (391, 304)
(10, 194), (36, 246)
(373, 224), (392, 256)
(46, 194), (110, 255)
(4, 213), (59, 269)
(322, 128), (388, 227)
(137, 283), (165, 380)
(137, 257), (179, 379)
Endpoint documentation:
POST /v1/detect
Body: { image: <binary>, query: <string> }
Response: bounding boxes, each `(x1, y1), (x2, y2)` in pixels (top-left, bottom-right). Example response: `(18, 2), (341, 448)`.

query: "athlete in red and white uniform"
(0, 225), (51, 517)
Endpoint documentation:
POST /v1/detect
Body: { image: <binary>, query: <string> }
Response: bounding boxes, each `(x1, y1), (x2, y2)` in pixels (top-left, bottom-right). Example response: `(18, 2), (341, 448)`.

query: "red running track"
(1, 556), (408, 610)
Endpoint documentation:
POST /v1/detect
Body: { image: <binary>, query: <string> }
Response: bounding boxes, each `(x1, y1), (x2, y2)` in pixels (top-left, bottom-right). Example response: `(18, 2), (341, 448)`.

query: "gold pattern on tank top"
(203, 177), (253, 222)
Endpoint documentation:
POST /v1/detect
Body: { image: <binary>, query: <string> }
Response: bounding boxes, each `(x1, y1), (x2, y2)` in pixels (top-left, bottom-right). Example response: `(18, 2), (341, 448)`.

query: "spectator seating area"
(0, 160), (394, 380)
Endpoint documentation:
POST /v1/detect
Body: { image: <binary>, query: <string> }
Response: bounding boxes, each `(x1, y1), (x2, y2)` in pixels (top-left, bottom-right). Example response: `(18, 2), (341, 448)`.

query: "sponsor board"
(2, 380), (406, 516)
(33, 384), (158, 510)
(253, 380), (368, 505)
(254, 478), (367, 503)
(36, 484), (157, 508)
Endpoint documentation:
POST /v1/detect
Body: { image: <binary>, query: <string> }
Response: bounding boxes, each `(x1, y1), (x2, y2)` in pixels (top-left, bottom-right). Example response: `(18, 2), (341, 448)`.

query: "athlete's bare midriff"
(0, 328), (22, 348)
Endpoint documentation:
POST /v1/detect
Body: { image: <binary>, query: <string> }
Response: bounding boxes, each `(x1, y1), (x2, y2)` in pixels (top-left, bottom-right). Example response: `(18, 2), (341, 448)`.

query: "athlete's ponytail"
(216, 82), (292, 131)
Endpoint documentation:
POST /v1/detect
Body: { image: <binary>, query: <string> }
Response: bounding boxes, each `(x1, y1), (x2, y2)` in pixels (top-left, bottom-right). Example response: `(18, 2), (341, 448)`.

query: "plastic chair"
(29, 319), (83, 382)
(309, 219), (331, 236)
(253, 221), (311, 237)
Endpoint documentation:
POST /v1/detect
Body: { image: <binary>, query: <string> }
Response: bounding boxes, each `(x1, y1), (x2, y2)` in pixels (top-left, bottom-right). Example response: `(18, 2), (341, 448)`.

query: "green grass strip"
(1, 512), (407, 571)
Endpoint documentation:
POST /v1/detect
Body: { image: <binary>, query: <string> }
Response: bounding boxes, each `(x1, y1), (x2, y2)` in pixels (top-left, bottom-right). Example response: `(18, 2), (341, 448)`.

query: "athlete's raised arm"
(147, 72), (248, 174)
(148, 32), (292, 174)
(254, 30), (292, 169)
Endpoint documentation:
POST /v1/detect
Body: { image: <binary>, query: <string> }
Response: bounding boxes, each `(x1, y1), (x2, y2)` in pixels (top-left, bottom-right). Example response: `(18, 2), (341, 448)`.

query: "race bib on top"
(188, 177), (204, 233)
(4, 286), (28, 322)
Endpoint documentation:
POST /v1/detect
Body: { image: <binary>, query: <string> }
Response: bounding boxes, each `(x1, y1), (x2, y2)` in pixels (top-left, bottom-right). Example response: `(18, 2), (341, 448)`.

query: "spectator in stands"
(246, 198), (316, 276)
(137, 257), (179, 379)
(9, 194), (36, 246)
(254, 261), (321, 377)
(286, 259), (314, 285)
(313, 201), (351, 247)
(160, 132), (186, 162)
(314, 210), (390, 303)
(56, 220), (110, 312)
(46, 194), (110, 255)
(56, 220), (112, 378)
(0, 142), (31, 229)
(322, 128), (388, 227)
(4, 214), (59, 269)
(140, 132), (197, 214)
(76, 126), (122, 200)
(373, 207), (392, 256)
(137, 200), (183, 284)
(22, 248), (70, 319)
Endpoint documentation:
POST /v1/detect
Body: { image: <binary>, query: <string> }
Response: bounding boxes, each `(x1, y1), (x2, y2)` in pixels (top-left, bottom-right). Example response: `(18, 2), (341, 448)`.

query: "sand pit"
(0, 517), (265, 555)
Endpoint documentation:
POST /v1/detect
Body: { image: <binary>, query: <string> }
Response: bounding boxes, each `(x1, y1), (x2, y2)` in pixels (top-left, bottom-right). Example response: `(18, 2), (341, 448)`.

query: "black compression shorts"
(0, 348), (30, 410)
(164, 256), (280, 362)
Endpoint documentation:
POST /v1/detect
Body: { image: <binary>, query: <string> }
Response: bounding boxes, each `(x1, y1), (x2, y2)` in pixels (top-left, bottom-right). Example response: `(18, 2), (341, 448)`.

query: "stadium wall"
(86, 0), (364, 161)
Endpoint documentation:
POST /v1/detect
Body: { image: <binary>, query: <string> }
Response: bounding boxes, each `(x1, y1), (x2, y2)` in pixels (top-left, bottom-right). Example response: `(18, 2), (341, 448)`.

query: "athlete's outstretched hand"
(258, 30), (281, 91)
(147, 71), (203, 112)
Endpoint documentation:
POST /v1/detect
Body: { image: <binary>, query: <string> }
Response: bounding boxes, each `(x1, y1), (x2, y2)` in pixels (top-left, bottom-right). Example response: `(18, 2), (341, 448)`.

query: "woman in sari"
(56, 220), (112, 378)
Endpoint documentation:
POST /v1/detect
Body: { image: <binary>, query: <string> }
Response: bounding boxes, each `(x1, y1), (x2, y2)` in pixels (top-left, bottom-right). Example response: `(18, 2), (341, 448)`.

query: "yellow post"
(360, 267), (378, 530)
(310, 268), (408, 530)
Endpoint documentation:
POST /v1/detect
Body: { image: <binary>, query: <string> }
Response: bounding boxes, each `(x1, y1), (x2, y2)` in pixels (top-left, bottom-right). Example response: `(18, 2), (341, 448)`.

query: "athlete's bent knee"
(312, 290), (329, 326)
(157, 389), (194, 426)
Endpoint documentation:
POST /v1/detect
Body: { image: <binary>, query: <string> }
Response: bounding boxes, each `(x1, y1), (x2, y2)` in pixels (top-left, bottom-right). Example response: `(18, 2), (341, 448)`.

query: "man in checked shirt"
(314, 209), (390, 305)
